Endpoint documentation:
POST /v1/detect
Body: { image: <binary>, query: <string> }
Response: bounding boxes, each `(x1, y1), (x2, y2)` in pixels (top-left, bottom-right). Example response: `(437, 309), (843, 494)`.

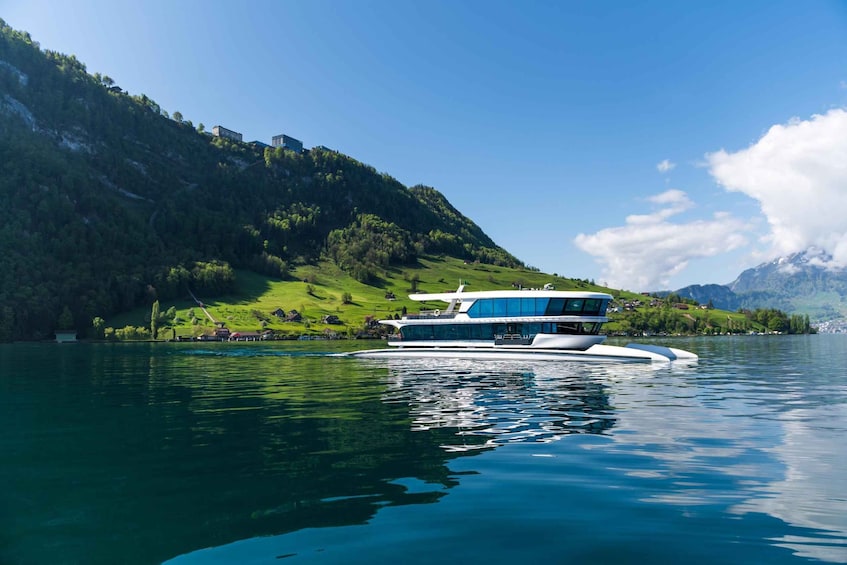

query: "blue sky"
(4, 1), (847, 290)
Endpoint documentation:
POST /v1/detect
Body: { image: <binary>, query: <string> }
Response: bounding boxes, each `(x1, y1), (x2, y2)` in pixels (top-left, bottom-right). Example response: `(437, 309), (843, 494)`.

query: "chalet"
(322, 315), (341, 325)
(285, 310), (302, 322)
(271, 307), (287, 318)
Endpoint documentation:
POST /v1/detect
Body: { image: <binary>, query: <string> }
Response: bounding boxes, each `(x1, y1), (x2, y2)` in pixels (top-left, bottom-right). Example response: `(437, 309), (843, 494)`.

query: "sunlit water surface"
(1, 335), (845, 564)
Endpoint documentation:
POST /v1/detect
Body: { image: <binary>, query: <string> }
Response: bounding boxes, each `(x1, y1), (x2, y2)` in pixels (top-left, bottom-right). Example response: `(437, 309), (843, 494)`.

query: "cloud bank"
(707, 108), (847, 268)
(574, 190), (748, 291)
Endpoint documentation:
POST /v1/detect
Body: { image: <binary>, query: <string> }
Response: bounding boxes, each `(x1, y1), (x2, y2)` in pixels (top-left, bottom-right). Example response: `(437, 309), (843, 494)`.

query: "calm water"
(1, 336), (846, 564)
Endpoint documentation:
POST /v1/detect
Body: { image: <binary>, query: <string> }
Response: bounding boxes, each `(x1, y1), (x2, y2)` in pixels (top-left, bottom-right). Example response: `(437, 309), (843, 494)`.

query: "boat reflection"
(373, 357), (659, 452)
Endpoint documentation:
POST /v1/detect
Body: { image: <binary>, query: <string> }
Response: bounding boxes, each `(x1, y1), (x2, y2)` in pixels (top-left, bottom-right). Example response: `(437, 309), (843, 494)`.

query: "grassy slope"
(106, 256), (763, 338)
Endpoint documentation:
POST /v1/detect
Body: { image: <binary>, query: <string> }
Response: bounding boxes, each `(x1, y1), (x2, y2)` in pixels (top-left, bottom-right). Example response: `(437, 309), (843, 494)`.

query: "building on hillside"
(285, 310), (302, 322)
(272, 133), (303, 153)
(249, 140), (270, 149)
(212, 125), (243, 142)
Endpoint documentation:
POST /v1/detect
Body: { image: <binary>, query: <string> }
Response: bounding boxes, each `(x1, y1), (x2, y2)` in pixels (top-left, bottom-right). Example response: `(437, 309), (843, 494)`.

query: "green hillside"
(106, 256), (588, 339)
(0, 20), (518, 340)
(105, 256), (775, 340)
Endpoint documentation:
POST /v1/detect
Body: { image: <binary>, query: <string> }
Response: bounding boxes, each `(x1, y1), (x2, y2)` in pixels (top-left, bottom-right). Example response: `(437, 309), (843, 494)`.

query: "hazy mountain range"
(674, 248), (847, 323)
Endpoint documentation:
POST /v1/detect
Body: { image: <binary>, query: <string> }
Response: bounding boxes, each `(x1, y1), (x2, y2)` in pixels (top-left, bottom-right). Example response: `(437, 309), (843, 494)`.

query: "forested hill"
(0, 20), (520, 340)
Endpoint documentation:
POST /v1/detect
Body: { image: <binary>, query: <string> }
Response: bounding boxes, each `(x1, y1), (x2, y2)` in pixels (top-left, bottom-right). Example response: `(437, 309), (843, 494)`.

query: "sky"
(3, 0), (847, 291)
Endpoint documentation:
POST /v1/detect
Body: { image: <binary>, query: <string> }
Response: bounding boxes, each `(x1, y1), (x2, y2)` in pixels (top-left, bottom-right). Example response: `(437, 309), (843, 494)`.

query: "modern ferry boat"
(349, 285), (698, 362)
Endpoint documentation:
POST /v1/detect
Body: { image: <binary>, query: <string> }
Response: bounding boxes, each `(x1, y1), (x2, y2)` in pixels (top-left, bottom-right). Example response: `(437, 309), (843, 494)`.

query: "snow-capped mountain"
(674, 248), (847, 322)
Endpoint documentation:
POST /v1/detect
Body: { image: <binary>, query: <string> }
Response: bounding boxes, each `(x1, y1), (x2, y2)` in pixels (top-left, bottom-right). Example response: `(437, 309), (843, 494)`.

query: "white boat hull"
(346, 343), (697, 363)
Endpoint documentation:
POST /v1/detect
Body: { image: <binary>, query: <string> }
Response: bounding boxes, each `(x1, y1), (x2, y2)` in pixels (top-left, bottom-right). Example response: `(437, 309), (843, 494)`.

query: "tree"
(57, 306), (74, 330)
(341, 291), (352, 304)
(92, 316), (105, 339)
(173, 111), (183, 123)
(150, 300), (160, 340)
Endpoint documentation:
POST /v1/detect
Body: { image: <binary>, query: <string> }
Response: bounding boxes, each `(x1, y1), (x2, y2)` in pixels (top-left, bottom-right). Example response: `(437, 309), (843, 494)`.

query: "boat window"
(506, 298), (521, 316)
(402, 325), (434, 340)
(471, 299), (493, 318)
(583, 299), (601, 315)
(525, 323), (542, 335)
(402, 323), (497, 340)
(581, 322), (600, 334)
(469, 324), (489, 339)
(546, 298), (565, 315)
(565, 299), (585, 313)
(464, 296), (609, 318)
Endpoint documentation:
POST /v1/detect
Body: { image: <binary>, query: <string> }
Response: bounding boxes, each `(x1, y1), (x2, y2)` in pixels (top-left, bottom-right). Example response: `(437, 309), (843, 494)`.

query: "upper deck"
(384, 288), (612, 325)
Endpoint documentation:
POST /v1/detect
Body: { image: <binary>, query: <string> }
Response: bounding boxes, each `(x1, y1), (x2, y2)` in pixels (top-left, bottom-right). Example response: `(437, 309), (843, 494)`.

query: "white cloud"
(707, 108), (847, 268)
(656, 159), (676, 173)
(574, 190), (748, 291)
(626, 189), (692, 224)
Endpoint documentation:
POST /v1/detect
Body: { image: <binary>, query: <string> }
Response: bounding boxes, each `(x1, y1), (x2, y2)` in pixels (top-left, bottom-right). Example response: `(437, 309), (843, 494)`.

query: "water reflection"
(605, 336), (847, 563)
(376, 358), (627, 451)
(5, 339), (847, 565)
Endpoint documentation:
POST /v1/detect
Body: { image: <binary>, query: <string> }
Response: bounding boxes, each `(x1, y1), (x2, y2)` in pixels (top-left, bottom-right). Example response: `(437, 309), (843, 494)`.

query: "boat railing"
(404, 310), (457, 320)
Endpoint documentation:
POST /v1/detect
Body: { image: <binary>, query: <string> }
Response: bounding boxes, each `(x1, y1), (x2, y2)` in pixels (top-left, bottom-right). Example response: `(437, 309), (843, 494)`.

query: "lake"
(1, 336), (846, 564)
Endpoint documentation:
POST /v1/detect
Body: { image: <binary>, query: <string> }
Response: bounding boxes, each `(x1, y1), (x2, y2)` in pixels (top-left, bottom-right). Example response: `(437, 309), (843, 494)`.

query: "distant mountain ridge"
(674, 248), (847, 322)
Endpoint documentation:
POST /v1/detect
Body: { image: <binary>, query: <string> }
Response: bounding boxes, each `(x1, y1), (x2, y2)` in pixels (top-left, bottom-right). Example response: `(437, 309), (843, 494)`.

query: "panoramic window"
(583, 299), (601, 315)
(474, 299), (493, 317)
(565, 299), (584, 313)
(546, 298), (565, 315)
(466, 297), (608, 318)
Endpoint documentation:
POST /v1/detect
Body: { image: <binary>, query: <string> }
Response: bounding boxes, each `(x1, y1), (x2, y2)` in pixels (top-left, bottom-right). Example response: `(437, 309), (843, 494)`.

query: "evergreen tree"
(57, 306), (74, 330)
(150, 300), (160, 340)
